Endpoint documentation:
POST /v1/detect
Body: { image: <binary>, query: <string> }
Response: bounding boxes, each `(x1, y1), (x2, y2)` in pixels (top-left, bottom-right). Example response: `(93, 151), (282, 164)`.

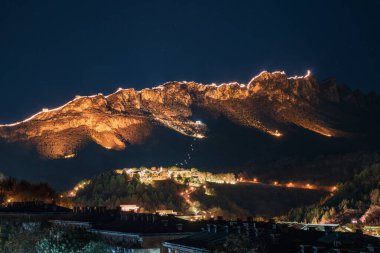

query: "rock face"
(0, 71), (377, 158)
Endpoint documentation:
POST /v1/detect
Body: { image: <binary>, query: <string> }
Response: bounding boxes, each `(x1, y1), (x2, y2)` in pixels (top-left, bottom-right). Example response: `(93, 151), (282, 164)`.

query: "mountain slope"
(0, 71), (377, 159)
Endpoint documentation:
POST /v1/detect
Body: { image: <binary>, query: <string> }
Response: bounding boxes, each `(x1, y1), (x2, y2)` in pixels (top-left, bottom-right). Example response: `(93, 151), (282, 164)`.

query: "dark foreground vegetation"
(0, 219), (130, 253)
(0, 175), (57, 204)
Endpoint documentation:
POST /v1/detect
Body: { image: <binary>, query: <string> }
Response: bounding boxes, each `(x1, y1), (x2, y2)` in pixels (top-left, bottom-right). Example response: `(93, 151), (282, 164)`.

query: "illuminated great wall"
(0, 70), (349, 158)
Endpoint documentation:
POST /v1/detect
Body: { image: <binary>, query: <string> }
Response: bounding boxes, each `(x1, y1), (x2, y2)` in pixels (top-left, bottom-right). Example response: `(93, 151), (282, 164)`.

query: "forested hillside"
(71, 171), (187, 212)
(288, 163), (380, 224)
(69, 169), (327, 218)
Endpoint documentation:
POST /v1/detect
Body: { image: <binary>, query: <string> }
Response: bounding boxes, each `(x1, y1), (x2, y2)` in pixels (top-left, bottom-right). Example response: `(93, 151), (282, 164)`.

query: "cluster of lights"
(180, 186), (197, 206)
(238, 177), (259, 184)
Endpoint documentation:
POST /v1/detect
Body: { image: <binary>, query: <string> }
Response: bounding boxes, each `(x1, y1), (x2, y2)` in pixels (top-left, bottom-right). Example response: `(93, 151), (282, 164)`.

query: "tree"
(329, 207), (336, 217)
(339, 199), (349, 211)
(321, 211), (330, 223)
(370, 189), (380, 205)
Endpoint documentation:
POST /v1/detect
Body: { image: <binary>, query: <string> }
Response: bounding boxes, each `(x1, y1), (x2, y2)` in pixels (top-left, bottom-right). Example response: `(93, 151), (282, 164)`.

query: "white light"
(64, 154), (76, 159)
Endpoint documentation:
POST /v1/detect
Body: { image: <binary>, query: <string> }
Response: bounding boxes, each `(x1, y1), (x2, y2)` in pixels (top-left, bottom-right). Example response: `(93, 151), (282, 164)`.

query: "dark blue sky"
(1, 0), (380, 122)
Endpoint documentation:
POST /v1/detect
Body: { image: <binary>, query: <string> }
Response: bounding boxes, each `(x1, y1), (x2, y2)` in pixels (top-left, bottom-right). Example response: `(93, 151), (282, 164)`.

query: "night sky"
(1, 0), (380, 123)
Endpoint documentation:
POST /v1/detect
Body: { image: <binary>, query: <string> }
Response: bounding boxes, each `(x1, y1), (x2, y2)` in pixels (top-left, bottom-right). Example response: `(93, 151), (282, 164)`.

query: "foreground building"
(163, 219), (380, 253)
(52, 210), (205, 252)
(2, 204), (379, 252)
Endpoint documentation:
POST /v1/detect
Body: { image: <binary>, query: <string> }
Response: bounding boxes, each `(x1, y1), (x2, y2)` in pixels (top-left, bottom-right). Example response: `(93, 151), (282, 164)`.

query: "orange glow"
(286, 182), (294, 188)
(273, 130), (282, 137)
(67, 180), (91, 197)
(266, 129), (283, 137)
(64, 153), (76, 159)
(237, 175), (335, 192)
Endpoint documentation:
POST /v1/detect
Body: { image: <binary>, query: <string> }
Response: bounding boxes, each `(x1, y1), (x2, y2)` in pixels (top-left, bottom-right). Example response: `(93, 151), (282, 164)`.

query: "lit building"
(156, 210), (178, 216)
(120, 204), (139, 212)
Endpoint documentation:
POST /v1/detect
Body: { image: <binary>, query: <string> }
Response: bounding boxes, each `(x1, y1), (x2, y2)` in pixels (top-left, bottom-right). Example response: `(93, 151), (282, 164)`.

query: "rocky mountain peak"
(0, 71), (373, 158)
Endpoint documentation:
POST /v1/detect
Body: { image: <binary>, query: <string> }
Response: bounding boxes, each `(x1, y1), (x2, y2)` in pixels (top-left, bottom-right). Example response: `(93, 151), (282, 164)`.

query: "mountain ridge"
(1, 70), (376, 160)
